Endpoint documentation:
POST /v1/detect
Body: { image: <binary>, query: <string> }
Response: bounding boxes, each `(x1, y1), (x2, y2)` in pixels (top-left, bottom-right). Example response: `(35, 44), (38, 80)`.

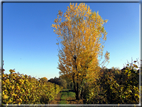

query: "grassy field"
(50, 88), (84, 104)
(59, 89), (76, 104)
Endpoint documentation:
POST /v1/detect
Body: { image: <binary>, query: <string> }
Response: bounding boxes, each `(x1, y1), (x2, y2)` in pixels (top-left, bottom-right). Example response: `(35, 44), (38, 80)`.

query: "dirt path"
(49, 89), (84, 104)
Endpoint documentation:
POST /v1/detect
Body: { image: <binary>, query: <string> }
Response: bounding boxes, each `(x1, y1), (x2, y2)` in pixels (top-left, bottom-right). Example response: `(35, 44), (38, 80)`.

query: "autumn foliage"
(52, 3), (110, 100)
(2, 3), (140, 105)
(85, 59), (141, 104)
(2, 69), (63, 105)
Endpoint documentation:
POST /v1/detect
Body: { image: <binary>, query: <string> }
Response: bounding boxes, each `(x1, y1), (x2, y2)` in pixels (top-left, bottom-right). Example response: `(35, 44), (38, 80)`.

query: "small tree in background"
(48, 77), (67, 89)
(39, 77), (48, 84)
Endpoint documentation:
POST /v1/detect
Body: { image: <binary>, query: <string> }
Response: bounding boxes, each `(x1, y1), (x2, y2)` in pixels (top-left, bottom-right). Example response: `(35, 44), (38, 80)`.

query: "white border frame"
(0, 0), (141, 106)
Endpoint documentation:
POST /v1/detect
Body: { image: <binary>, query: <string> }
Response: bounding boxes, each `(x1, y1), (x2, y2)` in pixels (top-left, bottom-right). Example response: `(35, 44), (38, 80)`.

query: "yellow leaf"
(104, 19), (108, 23)
(58, 10), (63, 16)
(51, 24), (55, 28)
(135, 94), (140, 98)
(3, 95), (9, 99)
(54, 19), (58, 23)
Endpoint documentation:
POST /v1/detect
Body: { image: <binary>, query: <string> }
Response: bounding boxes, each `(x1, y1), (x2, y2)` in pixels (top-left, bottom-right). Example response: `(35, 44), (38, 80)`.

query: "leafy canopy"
(52, 3), (110, 84)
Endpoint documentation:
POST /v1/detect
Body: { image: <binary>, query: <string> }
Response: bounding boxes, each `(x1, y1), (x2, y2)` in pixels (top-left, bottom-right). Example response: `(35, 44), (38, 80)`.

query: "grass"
(50, 88), (84, 104)
(59, 89), (76, 104)
(59, 100), (66, 104)
(68, 91), (75, 98)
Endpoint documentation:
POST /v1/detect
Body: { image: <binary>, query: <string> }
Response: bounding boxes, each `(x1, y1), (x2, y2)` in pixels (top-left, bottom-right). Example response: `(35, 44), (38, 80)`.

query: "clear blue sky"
(3, 3), (140, 80)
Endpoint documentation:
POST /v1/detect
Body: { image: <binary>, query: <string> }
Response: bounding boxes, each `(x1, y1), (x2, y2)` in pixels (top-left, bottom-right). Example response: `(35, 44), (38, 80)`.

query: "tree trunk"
(73, 55), (81, 100)
(72, 72), (76, 90)
(75, 90), (79, 100)
(72, 73), (80, 100)
(76, 73), (79, 100)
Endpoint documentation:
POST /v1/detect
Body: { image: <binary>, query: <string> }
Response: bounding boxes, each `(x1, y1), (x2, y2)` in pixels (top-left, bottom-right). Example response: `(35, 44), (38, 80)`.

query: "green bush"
(85, 59), (140, 104)
(2, 69), (63, 104)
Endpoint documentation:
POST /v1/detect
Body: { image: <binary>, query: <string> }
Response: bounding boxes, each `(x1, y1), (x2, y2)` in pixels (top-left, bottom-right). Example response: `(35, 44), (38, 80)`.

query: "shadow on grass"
(60, 89), (75, 93)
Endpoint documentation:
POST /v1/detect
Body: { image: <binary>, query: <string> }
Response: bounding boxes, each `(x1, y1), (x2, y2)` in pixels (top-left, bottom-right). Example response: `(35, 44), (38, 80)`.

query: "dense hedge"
(84, 60), (141, 104)
(2, 69), (63, 104)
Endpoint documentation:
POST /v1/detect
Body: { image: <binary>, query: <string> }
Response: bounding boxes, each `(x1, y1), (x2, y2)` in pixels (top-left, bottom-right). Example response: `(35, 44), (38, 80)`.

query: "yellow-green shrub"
(2, 69), (62, 104)
(85, 60), (140, 104)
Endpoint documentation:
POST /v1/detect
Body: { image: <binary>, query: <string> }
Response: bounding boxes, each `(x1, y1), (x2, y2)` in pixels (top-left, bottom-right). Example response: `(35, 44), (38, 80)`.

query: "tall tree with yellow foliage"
(52, 3), (110, 100)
